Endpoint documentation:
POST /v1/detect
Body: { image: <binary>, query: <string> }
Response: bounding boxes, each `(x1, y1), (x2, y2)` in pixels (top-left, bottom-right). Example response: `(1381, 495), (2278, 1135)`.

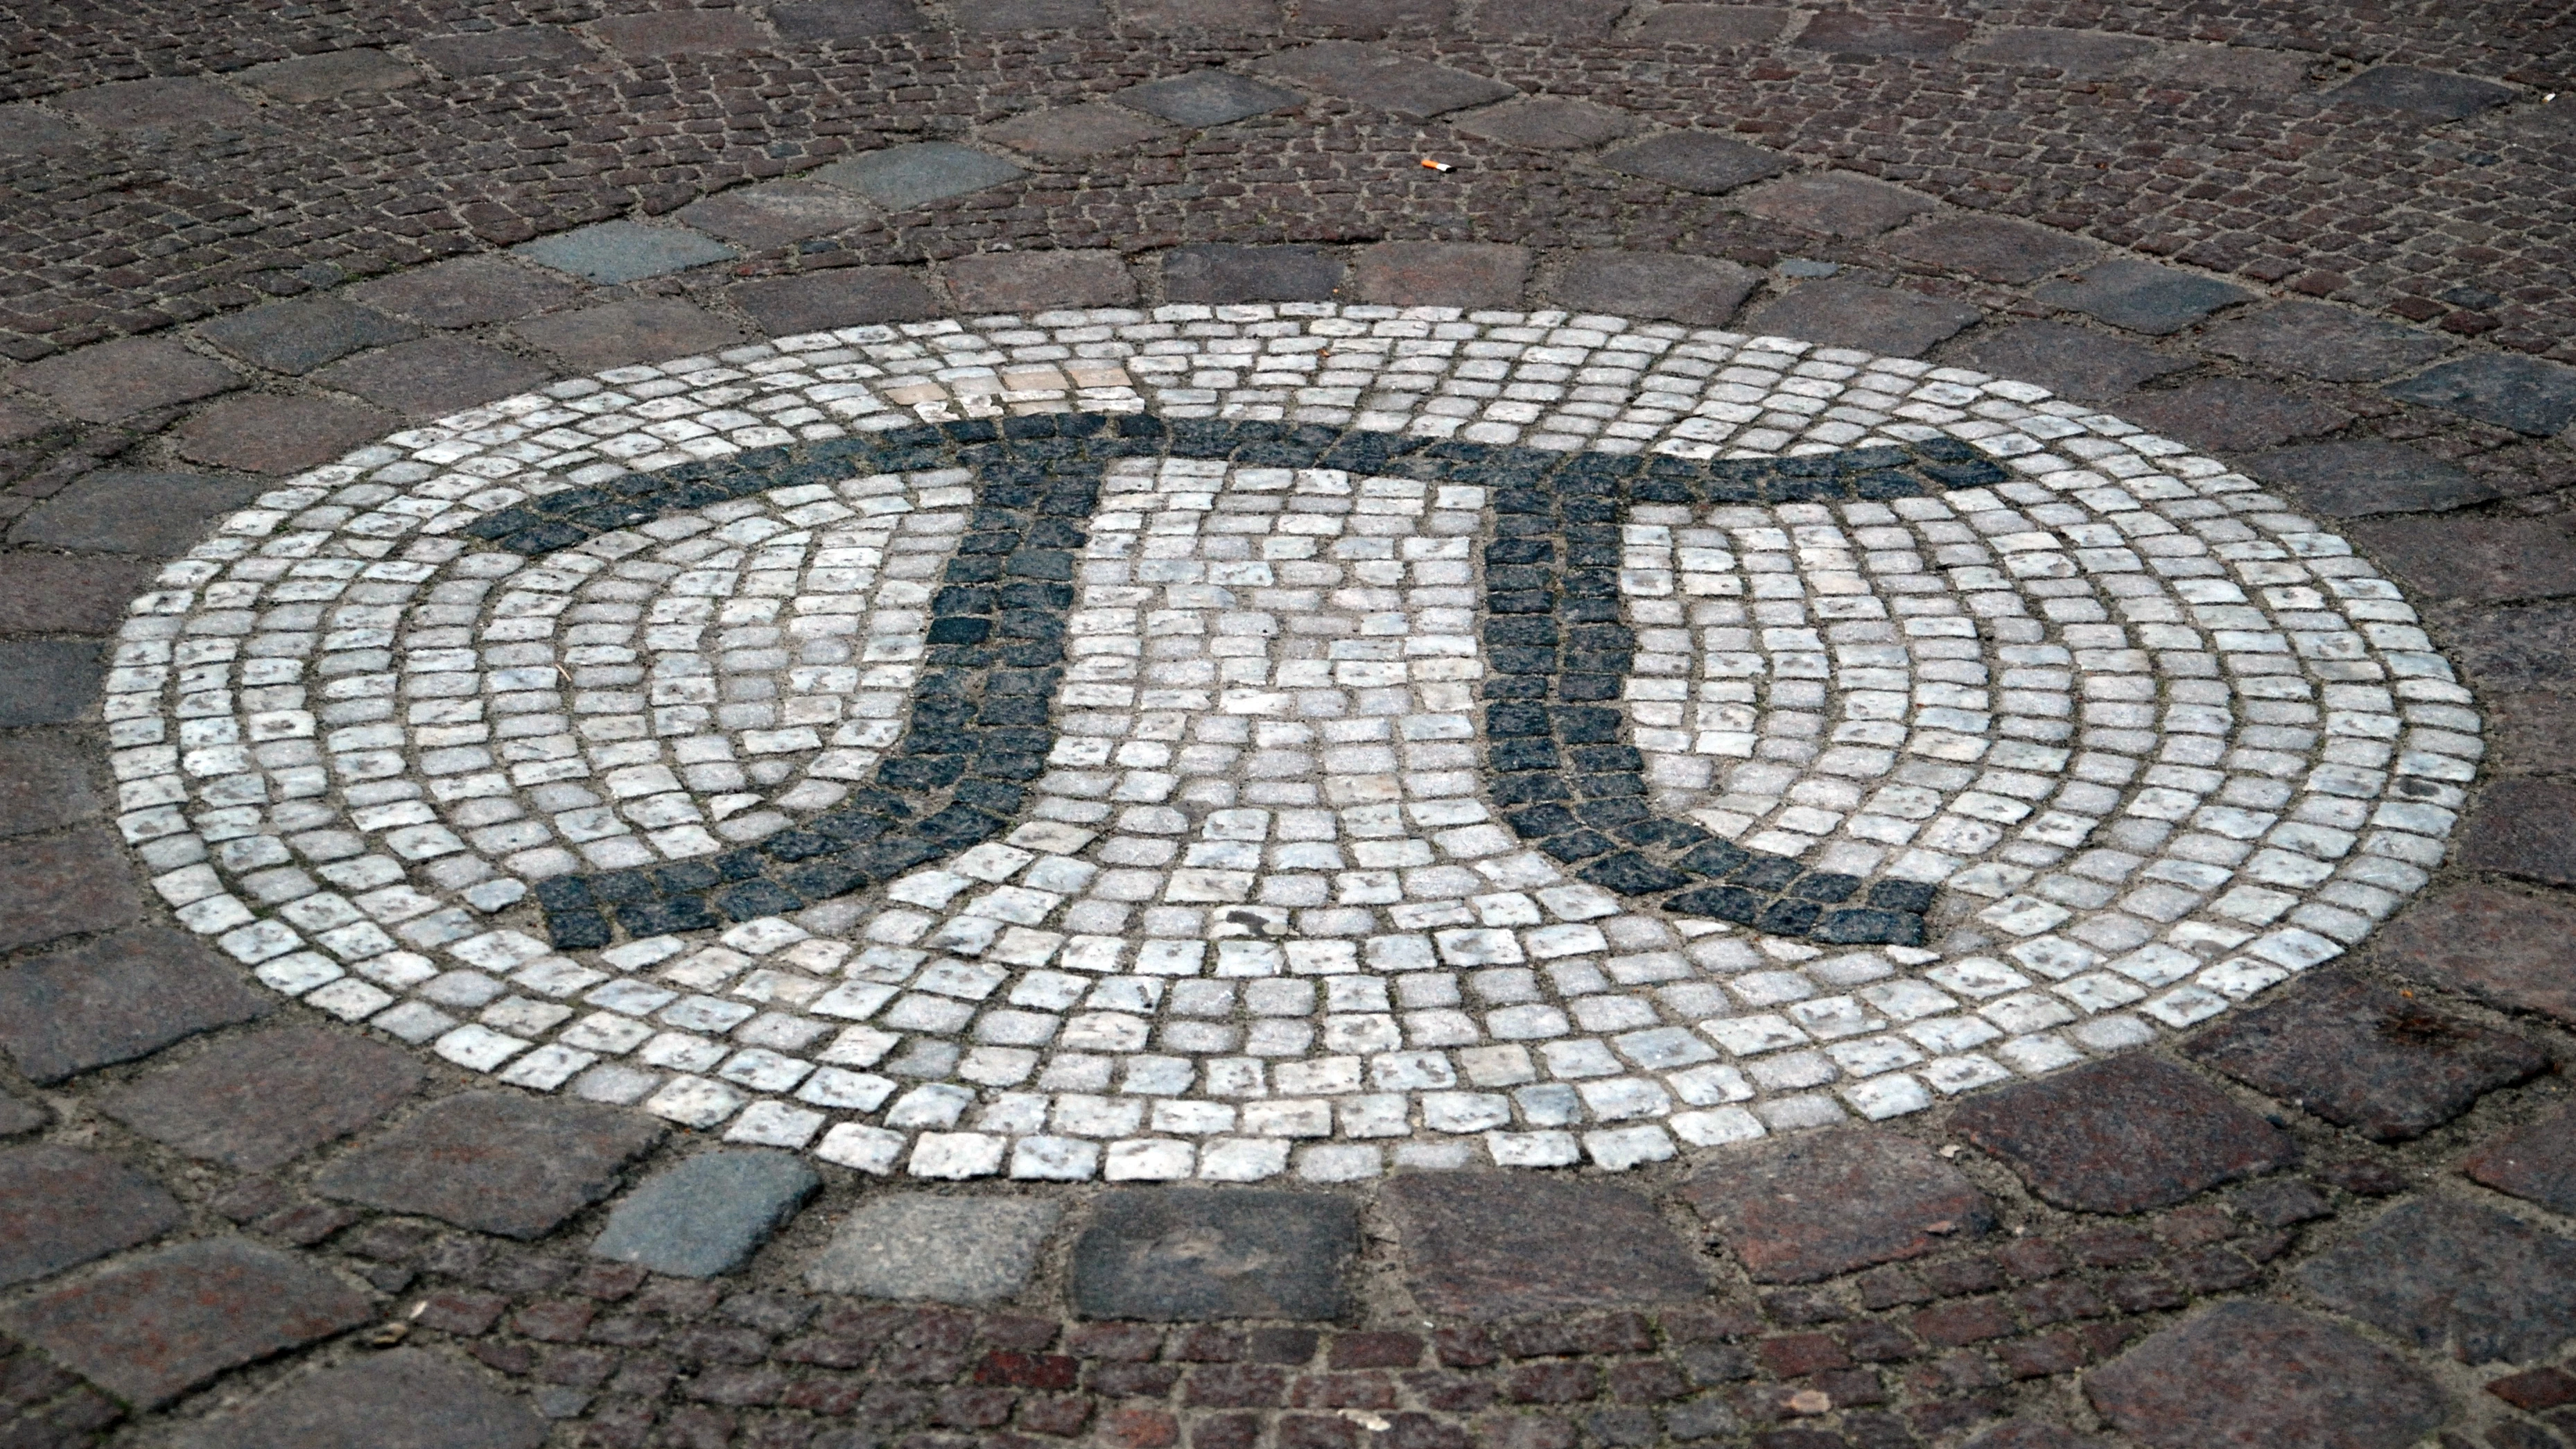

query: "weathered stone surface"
(12, 338), (239, 423)
(2356, 512), (2576, 604)
(1452, 97), (1637, 150)
(2386, 354), (2576, 437)
(0, 103), (88, 156)
(959, 0), (1106, 28)
(173, 394), (401, 475)
(2244, 438), (2498, 517)
(985, 102), (1174, 159)
(768, 0), (926, 40)
(1114, 71), (1300, 127)
(2198, 302), (2453, 382)
(1160, 245), (1346, 303)
(2462, 1102), (2576, 1217)
(943, 250), (1138, 312)
(1119, 0), (1282, 33)
(1966, 28), (2157, 76)
(1467, 0), (1625, 36)
(1386, 1174), (1709, 1321)
(313, 1091), (665, 1238)
(729, 267), (942, 333)
(2032, 257), (2251, 334)
(0, 397), (64, 444)
(2114, 379), (2350, 453)
(349, 257), (582, 329)
(675, 180), (880, 248)
(0, 641), (101, 727)
(1352, 242), (1529, 309)
(198, 297), (419, 374)
(2184, 972), (2548, 1141)
(2085, 1301), (2447, 1449)
(173, 1348), (548, 1449)
(1071, 1190), (1358, 1321)
(98, 1027), (426, 1172)
(593, 8), (770, 55)
(1630, 5), (1792, 44)
(0, 1095), (43, 1136)
(1951, 1057), (2299, 1213)
(1796, 12), (1969, 58)
(1, 1238), (372, 1407)
(1292, 0), (1449, 37)
(512, 300), (753, 372)
(589, 1149), (819, 1278)
(1550, 250), (1757, 327)
(1949, 319), (2186, 401)
(1887, 214), (2096, 284)
(0, 1145), (182, 1289)
(0, 734), (98, 840)
(1681, 1127), (1994, 1283)
(315, 339), (552, 419)
(412, 26), (595, 77)
(0, 554), (162, 636)
(2374, 885), (2576, 1025)
(1743, 281), (1983, 356)
(236, 48), (424, 103)
(1597, 132), (1788, 193)
(0, 927), (272, 1084)
(2457, 778), (2576, 886)
(2135, 44), (2313, 93)
(1737, 173), (1934, 238)
(814, 144), (1029, 209)
(9, 470), (263, 556)
(2326, 64), (2518, 121)
(2301, 1197), (2576, 1363)
(0, 828), (137, 951)
(47, 78), (256, 132)
(514, 223), (737, 286)
(1962, 1425), (2116, 1449)
(807, 1195), (1060, 1304)
(1255, 42), (1517, 118)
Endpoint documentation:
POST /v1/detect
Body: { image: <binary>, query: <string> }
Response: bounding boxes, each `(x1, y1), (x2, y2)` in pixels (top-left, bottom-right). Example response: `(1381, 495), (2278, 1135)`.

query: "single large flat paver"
(2086, 1301), (2447, 1449)
(314, 338), (551, 419)
(0, 731), (103, 837)
(806, 1195), (1060, 1304)
(2326, 64), (2517, 120)
(1746, 280), (1983, 356)
(1071, 1190), (1357, 1321)
(0, 641), (103, 727)
(1597, 132), (1789, 194)
(1951, 1057), (2298, 1213)
(2455, 778), (2576, 886)
(2185, 972), (2548, 1140)
(1161, 244), (1346, 303)
(728, 267), (942, 333)
(1681, 1127), (1995, 1283)
(0, 926), (272, 1083)
(1452, 97), (1637, 150)
(1386, 1174), (1708, 1320)
(1888, 214), (2096, 284)
(985, 102), (1174, 159)
(2245, 438), (2499, 516)
(173, 1348), (547, 1449)
(2386, 353), (2576, 436)
(814, 144), (1029, 210)
(8, 470), (263, 557)
(1950, 319), (2188, 401)
(198, 296), (419, 373)
(1737, 172), (1934, 237)
(2299, 1197), (2576, 1363)
(512, 298), (753, 372)
(589, 1149), (819, 1277)
(0, 1145), (182, 1289)
(236, 47), (424, 103)
(2114, 379), (2351, 453)
(675, 180), (880, 248)
(1254, 42), (1517, 118)
(1551, 249), (1759, 327)
(2374, 885), (2576, 1025)
(348, 256), (581, 328)
(2198, 301), (2454, 381)
(12, 338), (238, 422)
(512, 221), (739, 285)
(173, 394), (399, 476)
(0, 828), (139, 951)
(97, 1027), (426, 1172)
(2462, 1102), (2576, 1215)
(1113, 71), (1300, 127)
(2030, 257), (2251, 334)
(314, 1091), (665, 1238)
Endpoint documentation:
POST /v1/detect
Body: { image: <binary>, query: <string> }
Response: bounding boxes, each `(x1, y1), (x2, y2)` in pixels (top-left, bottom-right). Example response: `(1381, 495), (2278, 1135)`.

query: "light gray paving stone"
(589, 1148), (821, 1276)
(806, 1195), (1061, 1303)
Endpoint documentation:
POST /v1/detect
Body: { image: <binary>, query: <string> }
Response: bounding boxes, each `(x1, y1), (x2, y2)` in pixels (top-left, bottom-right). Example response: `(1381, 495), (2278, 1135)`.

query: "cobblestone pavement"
(6, 3), (2576, 1448)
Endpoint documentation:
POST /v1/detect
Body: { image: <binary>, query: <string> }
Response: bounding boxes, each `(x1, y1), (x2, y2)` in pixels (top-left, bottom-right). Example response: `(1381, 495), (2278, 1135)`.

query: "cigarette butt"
(1419, 158), (1452, 171)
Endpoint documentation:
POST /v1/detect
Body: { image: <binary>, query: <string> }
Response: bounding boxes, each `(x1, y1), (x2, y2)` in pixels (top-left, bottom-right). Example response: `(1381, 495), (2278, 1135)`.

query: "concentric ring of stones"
(113, 301), (2480, 1186)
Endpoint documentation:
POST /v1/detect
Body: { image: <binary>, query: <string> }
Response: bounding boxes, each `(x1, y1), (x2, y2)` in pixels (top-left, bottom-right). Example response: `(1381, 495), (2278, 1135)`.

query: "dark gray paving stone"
(944, 250), (1137, 313)
(2386, 354), (2576, 437)
(0, 555), (163, 636)
(1962, 1425), (2116, 1449)
(0, 1238), (372, 1408)
(1597, 132), (1787, 194)
(1681, 1127), (1994, 1283)
(1630, 4), (1792, 44)
(12, 338), (240, 424)
(2461, 779), (2576, 887)
(46, 78), (256, 132)
(1386, 1173), (1709, 1321)
(2243, 438), (2496, 517)
(412, 26), (595, 78)
(2437, 602), (2576, 694)
(2134, 44), (2313, 93)
(98, 1027), (426, 1172)
(1951, 1057), (2299, 1213)
(1293, 0), (1450, 37)
(198, 297), (419, 374)
(2301, 1197), (2576, 1364)
(2032, 257), (2250, 335)
(985, 102), (1175, 159)
(0, 734), (100, 840)
(173, 394), (401, 476)
(2374, 885), (2576, 1026)
(806, 1195), (1060, 1304)
(512, 299), (754, 372)
(589, 1149), (819, 1278)
(173, 1348), (548, 1449)
(2197, 302), (2453, 382)
(1743, 281), (1983, 357)
(1794, 12), (1969, 58)
(235, 48), (425, 103)
(768, 0), (928, 41)
(313, 1091), (665, 1239)
(957, 0), (1108, 28)
(0, 103), (89, 157)
(1737, 172), (1934, 238)
(9, 469), (263, 557)
(675, 180), (880, 249)
(0, 1095), (44, 1136)
(1161, 244), (1346, 303)
(0, 1145), (182, 1289)
(1467, 0), (1625, 37)
(2116, 379), (2350, 453)
(1888, 214), (2096, 284)
(2343, 514), (2576, 605)
(1115, 71), (1300, 127)
(1452, 97), (1637, 150)
(729, 266), (942, 333)
(0, 397), (64, 444)
(347, 257), (582, 329)
(0, 927), (272, 1084)
(1255, 42), (1517, 119)
(2462, 1102), (2576, 1217)
(814, 143), (1029, 209)
(2184, 971), (2548, 1142)
(0, 641), (101, 727)
(1949, 320), (2186, 402)
(1119, 0), (1283, 33)
(513, 222), (738, 286)
(314, 339), (552, 420)
(2327, 64), (2518, 121)
(1352, 242), (1529, 309)
(1966, 27), (2157, 77)
(1070, 1189), (1357, 1321)
(0, 827), (138, 951)
(594, 9), (771, 55)
(2085, 1301), (2447, 1449)
(1553, 250), (1757, 327)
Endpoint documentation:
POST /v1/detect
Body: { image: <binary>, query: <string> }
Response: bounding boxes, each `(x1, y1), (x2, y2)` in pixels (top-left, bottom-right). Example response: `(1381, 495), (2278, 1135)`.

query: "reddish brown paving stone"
(1294, 0), (1450, 37)
(1949, 1057), (2299, 1214)
(1886, 214), (2096, 285)
(2110, 379), (2351, 453)
(1736, 173), (1935, 238)
(1947, 320), (2187, 402)
(1385, 1174), (1709, 1321)
(313, 1091), (665, 1239)
(1793, 12), (1969, 58)
(1254, 43), (1517, 119)
(1070, 1190), (1357, 1321)
(347, 257), (582, 329)
(2030, 257), (2252, 335)
(1743, 281), (1983, 357)
(1630, 6), (1793, 44)
(12, 338), (240, 423)
(2462, 1102), (2576, 1217)
(2372, 885), (2576, 1025)
(1120, 0), (1282, 32)
(1960, 1423), (2118, 1449)
(170, 1348), (548, 1449)
(2487, 1365), (2576, 1412)
(2346, 515), (2576, 605)
(729, 268), (943, 334)
(1451, 98), (1637, 150)
(2298, 1197), (2576, 1364)
(1549, 250), (1758, 328)
(8, 470), (265, 557)
(943, 250), (1138, 313)
(411, 25), (595, 77)
(511, 300), (754, 373)
(0, 553), (164, 636)
(1680, 1127), (1995, 1283)
(196, 296), (420, 374)
(0, 827), (139, 951)
(0, 731), (103, 838)
(1352, 243), (1530, 309)
(593, 8), (771, 55)
(2084, 1301), (2447, 1449)
(1113, 71), (1301, 128)
(1965, 28), (2157, 78)
(1161, 245), (1347, 304)
(985, 103), (1176, 159)
(2455, 779), (2576, 887)
(2133, 44), (2314, 93)
(0, 926), (273, 1084)
(2196, 301), (2454, 383)
(675, 180), (881, 248)
(172, 393), (401, 475)
(1466, 0), (1624, 37)
(0, 396), (64, 444)
(97, 1027), (427, 1172)
(0, 1145), (183, 1289)
(960, 0), (1108, 28)
(767, 0), (928, 37)
(314, 338), (552, 419)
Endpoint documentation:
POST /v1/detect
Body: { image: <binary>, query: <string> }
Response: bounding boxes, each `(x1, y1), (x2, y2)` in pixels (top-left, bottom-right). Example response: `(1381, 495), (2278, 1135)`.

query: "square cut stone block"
(1598, 132), (1787, 193)
(1681, 1127), (1995, 1283)
(2243, 438), (2496, 517)
(593, 9), (772, 55)
(198, 296), (419, 373)
(512, 299), (754, 372)
(1966, 27), (2157, 76)
(1352, 242), (1529, 309)
(943, 250), (1138, 313)
(2114, 379), (2349, 453)
(1386, 1173), (1709, 1320)
(1746, 281), (1983, 357)
(2196, 302), (2452, 383)
(1293, 0), (1449, 37)
(1071, 1189), (1357, 1321)
(768, 0), (928, 40)
(9, 469), (263, 557)
(985, 102), (1174, 159)
(13, 338), (240, 423)
(1254, 42), (1518, 119)
(589, 1149), (820, 1278)
(348, 257), (582, 329)
(314, 1091), (665, 1238)
(2299, 1197), (2576, 1364)
(513, 222), (738, 285)
(807, 1195), (1060, 1304)
(0, 731), (103, 837)
(2385, 353), (2576, 437)
(2030, 257), (2251, 335)
(676, 180), (879, 249)
(174, 394), (400, 476)
(1117, 0), (1283, 32)
(1113, 71), (1301, 127)
(0, 104), (87, 157)
(2134, 44), (2312, 93)
(235, 48), (424, 103)
(171, 1348), (548, 1449)
(1633, 5), (1791, 43)
(0, 554), (164, 636)
(2372, 884), (2576, 1023)
(0, 927), (272, 1084)
(957, 0), (1107, 28)
(1160, 245), (1346, 304)
(0, 1145), (183, 1289)
(1737, 172), (1934, 238)
(2457, 778), (2576, 887)
(412, 26), (595, 77)
(2462, 1102), (2576, 1216)
(2344, 514), (2576, 605)
(1949, 1057), (2298, 1213)
(0, 641), (102, 727)
(2326, 64), (2517, 121)
(729, 267), (941, 334)
(1451, 97), (1637, 150)
(47, 78), (257, 132)
(315, 338), (552, 419)
(1468, 0), (1626, 36)
(2085, 1301), (2446, 1449)
(1550, 250), (1757, 328)
(98, 1027), (426, 1172)
(814, 144), (1029, 211)
(0, 828), (139, 951)
(1795, 12), (1969, 58)
(1887, 214), (2096, 284)
(1949, 320), (2186, 402)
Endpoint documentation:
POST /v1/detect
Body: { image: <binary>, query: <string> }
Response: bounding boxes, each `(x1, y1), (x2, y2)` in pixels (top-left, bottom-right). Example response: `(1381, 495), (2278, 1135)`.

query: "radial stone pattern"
(115, 304), (2480, 1184)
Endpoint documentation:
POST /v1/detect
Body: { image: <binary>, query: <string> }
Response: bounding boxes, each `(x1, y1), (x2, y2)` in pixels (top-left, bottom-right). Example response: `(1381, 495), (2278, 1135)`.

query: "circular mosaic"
(114, 303), (2480, 1183)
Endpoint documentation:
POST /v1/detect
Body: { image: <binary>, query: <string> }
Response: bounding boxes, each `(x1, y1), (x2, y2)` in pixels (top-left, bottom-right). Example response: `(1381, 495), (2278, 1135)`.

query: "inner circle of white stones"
(114, 302), (2481, 1186)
